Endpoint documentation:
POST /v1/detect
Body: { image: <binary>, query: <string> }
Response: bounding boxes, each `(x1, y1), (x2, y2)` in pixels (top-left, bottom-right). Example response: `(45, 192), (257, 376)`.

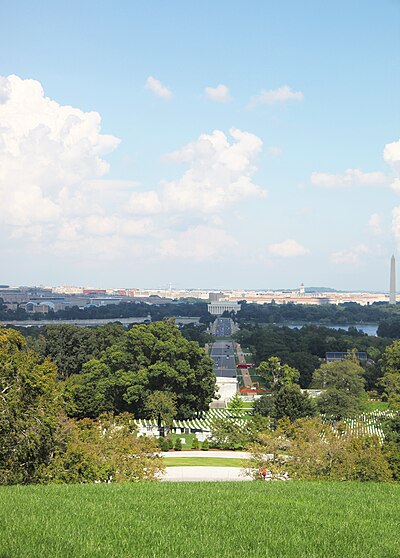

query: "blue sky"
(0, 0), (399, 290)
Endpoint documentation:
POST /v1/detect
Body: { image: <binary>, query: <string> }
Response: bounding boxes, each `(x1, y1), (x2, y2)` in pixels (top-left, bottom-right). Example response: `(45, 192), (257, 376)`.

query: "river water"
(283, 324), (379, 336)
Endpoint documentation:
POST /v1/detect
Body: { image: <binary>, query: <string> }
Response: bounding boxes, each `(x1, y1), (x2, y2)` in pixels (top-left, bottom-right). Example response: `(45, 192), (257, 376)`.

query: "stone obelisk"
(390, 255), (396, 305)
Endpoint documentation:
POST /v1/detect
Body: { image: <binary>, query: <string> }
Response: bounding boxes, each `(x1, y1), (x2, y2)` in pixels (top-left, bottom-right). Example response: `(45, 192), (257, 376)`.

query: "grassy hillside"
(0, 482), (399, 557)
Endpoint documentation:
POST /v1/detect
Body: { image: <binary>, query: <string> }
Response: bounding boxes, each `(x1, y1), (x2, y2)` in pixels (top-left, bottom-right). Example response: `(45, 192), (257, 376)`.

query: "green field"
(0, 482), (399, 558)
(364, 401), (389, 412)
(164, 457), (243, 467)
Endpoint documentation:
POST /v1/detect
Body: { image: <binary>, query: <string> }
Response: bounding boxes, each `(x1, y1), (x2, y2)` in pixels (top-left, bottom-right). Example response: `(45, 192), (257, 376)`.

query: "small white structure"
(214, 376), (238, 402)
(207, 301), (241, 315)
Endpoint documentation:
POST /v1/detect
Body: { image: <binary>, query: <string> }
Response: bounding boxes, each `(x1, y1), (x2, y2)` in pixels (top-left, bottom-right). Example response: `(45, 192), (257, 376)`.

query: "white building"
(207, 301), (241, 315)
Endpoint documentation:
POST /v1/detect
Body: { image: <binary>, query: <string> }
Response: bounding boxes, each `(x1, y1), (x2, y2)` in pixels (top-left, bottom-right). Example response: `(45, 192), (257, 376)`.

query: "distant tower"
(390, 255), (396, 305)
(299, 282), (305, 296)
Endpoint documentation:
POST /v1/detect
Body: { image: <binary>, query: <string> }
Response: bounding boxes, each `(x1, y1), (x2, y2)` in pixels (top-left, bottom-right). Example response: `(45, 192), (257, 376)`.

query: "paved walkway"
(163, 466), (253, 482)
(161, 450), (250, 458)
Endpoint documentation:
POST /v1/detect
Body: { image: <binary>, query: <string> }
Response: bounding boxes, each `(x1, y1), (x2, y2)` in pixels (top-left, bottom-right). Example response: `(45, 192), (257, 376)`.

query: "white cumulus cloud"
(159, 225), (238, 262)
(205, 84), (232, 103)
(311, 169), (388, 188)
(368, 213), (383, 236)
(248, 85), (303, 109)
(0, 74), (120, 230)
(145, 76), (173, 99)
(127, 128), (266, 215)
(268, 239), (309, 258)
(330, 244), (369, 266)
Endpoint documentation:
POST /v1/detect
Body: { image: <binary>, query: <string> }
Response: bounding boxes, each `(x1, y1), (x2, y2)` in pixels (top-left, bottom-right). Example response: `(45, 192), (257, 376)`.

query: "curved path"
(163, 466), (252, 482)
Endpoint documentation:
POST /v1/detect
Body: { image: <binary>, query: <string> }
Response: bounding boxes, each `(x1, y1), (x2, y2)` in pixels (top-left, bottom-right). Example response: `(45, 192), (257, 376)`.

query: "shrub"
(168, 437), (174, 450)
(158, 437), (170, 452)
(174, 438), (182, 451)
(191, 437), (199, 449)
(201, 439), (209, 451)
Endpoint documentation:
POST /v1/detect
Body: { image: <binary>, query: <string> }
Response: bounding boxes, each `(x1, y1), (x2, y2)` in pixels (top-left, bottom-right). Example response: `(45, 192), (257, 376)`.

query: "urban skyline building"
(390, 254), (396, 305)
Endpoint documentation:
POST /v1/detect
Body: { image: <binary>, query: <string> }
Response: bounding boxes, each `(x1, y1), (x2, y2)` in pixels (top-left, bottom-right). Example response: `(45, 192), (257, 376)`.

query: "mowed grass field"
(1, 482), (399, 558)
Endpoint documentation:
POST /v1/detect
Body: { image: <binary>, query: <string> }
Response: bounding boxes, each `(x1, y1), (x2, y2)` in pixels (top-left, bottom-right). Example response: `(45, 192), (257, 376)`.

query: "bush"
(158, 437), (170, 452)
(174, 438), (182, 451)
(167, 437), (174, 450)
(201, 439), (209, 451)
(191, 437), (199, 449)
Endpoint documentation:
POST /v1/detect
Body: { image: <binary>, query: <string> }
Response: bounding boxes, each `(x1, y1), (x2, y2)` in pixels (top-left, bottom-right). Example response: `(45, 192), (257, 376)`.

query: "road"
(210, 340), (237, 378)
(214, 317), (233, 337)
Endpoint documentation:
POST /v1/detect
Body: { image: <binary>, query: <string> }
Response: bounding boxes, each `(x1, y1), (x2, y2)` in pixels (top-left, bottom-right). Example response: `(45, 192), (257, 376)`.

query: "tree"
(253, 385), (315, 423)
(227, 393), (244, 416)
(382, 415), (400, 480)
(146, 391), (177, 436)
(44, 414), (164, 483)
(245, 417), (392, 482)
(63, 321), (216, 419)
(210, 418), (252, 450)
(0, 327), (62, 485)
(257, 357), (300, 389)
(273, 384), (316, 422)
(312, 359), (367, 419)
(379, 341), (400, 411)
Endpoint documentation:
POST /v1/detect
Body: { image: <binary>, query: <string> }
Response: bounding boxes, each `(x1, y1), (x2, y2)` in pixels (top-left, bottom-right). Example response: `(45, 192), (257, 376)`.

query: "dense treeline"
(236, 324), (391, 389)
(0, 299), (212, 323)
(235, 300), (400, 327)
(0, 322), (216, 484)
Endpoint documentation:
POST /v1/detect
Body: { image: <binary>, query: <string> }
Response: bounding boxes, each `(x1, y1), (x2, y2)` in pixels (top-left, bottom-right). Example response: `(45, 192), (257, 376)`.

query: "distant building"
(209, 292), (224, 302)
(326, 352), (367, 363)
(207, 301), (241, 315)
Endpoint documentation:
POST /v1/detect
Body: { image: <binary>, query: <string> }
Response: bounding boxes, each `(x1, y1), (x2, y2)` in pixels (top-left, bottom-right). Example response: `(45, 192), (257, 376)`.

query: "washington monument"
(390, 255), (396, 305)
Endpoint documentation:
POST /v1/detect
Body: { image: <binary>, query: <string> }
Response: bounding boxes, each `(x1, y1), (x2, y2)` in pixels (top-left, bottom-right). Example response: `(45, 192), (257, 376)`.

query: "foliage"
(158, 437), (171, 452)
(245, 417), (392, 482)
(63, 320), (216, 419)
(44, 414), (163, 483)
(146, 390), (177, 434)
(312, 359), (367, 419)
(0, 328), (62, 485)
(379, 340), (400, 411)
(191, 437), (199, 449)
(236, 323), (389, 389)
(236, 300), (400, 327)
(37, 323), (125, 379)
(257, 357), (300, 388)
(227, 393), (244, 416)
(201, 438), (209, 451)
(253, 385), (316, 423)
(210, 418), (250, 450)
(382, 415), (400, 480)
(174, 437), (182, 451)
(253, 358), (315, 423)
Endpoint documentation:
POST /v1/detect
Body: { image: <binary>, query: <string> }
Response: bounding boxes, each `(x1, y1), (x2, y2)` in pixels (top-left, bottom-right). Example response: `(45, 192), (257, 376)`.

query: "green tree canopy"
(0, 328), (62, 484)
(257, 357), (300, 389)
(64, 320), (216, 420)
(379, 340), (400, 411)
(312, 359), (367, 419)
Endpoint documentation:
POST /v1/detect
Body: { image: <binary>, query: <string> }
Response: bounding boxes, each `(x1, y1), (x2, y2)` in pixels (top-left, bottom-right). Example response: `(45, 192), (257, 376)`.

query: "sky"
(0, 0), (399, 291)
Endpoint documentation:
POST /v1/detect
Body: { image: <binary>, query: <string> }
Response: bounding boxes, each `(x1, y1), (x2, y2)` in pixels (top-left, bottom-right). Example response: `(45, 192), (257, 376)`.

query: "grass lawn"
(164, 457), (243, 467)
(168, 433), (197, 449)
(0, 482), (399, 557)
(364, 401), (389, 412)
(241, 401), (254, 409)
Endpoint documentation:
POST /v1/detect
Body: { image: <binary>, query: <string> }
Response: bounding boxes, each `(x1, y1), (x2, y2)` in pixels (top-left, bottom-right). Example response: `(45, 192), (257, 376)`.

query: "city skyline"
(0, 1), (399, 290)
